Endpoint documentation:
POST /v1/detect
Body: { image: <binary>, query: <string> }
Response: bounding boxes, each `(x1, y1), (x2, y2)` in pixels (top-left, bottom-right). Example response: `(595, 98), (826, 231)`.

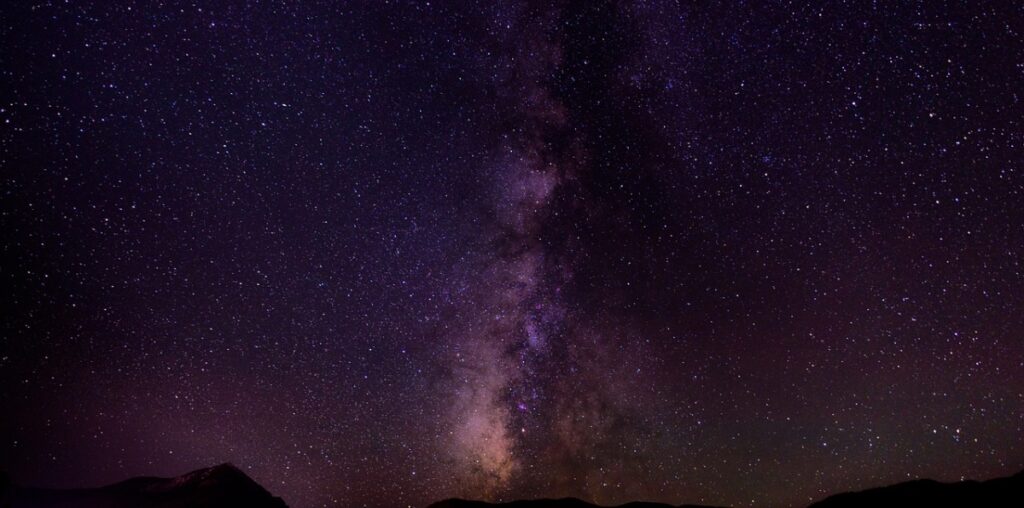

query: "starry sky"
(2, 1), (1024, 507)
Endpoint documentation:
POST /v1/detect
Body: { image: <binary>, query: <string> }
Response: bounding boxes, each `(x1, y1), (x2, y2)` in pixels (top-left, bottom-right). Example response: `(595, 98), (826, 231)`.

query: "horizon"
(6, 462), (1023, 508)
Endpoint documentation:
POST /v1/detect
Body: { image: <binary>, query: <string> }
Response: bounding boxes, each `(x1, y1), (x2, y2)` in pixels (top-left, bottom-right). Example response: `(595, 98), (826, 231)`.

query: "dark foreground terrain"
(0, 463), (286, 508)
(808, 468), (1024, 508)
(2, 466), (1021, 507)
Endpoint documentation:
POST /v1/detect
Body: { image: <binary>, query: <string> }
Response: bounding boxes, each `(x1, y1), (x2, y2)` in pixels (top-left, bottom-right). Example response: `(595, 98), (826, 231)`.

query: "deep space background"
(2, 1), (1024, 507)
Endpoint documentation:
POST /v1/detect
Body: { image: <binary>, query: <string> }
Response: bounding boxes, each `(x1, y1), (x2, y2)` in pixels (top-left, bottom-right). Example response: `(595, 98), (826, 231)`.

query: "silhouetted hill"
(1, 463), (287, 508)
(809, 469), (1024, 507)
(427, 498), (726, 508)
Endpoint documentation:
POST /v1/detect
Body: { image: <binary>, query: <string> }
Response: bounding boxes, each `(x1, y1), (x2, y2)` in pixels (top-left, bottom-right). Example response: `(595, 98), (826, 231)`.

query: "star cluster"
(2, 2), (1023, 508)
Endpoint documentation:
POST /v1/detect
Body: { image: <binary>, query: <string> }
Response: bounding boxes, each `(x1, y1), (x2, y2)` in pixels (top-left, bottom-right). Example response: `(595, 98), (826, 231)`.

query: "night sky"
(2, 1), (1024, 507)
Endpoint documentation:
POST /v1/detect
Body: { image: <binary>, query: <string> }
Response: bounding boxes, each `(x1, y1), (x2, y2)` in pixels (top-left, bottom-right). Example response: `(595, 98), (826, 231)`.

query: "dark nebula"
(2, 2), (1023, 507)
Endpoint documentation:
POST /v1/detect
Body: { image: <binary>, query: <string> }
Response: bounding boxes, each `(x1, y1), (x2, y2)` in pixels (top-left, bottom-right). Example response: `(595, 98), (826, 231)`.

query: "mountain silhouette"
(808, 469), (1024, 507)
(1, 463), (287, 508)
(3, 466), (1021, 507)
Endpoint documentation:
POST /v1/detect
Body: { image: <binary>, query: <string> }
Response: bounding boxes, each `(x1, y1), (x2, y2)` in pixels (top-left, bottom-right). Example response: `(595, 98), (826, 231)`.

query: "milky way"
(437, 4), (666, 500)
(3, 2), (1024, 508)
